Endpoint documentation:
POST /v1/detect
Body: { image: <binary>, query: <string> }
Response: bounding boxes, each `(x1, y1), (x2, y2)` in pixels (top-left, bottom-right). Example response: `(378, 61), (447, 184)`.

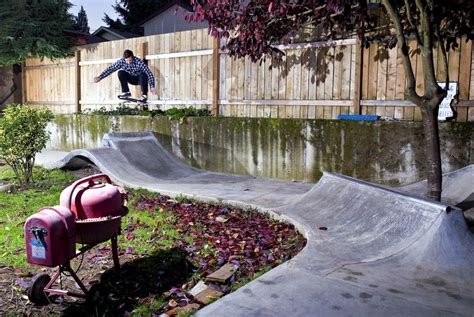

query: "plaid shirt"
(99, 56), (155, 88)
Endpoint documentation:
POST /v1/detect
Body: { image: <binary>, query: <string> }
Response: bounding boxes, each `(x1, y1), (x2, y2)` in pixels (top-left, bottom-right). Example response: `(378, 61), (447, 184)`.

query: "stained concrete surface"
(36, 131), (474, 316)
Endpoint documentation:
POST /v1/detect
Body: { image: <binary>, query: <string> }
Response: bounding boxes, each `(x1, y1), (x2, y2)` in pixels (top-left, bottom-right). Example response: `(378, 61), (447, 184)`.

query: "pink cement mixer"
(24, 174), (128, 304)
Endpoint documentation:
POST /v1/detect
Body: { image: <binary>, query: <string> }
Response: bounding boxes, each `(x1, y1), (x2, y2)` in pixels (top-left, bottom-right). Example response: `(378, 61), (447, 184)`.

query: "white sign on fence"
(437, 82), (457, 121)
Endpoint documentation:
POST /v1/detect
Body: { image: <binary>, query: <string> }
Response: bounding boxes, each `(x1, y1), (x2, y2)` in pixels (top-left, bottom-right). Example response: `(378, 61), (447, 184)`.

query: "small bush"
(0, 104), (54, 185)
(82, 105), (211, 123)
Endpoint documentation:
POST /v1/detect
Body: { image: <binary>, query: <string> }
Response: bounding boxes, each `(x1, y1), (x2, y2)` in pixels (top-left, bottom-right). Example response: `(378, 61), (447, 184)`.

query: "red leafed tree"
(190, 0), (474, 201)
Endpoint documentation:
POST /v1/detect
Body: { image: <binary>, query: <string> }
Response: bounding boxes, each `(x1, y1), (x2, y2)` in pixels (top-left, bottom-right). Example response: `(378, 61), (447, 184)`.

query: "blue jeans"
(118, 70), (148, 95)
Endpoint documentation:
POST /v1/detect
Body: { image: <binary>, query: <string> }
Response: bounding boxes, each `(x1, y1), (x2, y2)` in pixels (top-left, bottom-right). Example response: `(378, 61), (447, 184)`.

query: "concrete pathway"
(37, 132), (474, 316)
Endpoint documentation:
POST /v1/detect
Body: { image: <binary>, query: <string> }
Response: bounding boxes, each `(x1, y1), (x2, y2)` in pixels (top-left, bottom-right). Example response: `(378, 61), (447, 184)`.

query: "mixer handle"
(66, 173), (113, 210)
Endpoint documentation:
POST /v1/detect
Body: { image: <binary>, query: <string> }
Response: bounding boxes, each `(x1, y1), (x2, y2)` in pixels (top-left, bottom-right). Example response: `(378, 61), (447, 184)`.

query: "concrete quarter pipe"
(53, 132), (474, 316)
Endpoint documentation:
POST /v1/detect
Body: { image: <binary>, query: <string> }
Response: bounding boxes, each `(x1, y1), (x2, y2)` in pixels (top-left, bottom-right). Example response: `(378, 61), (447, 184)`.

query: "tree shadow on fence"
(269, 46), (342, 85)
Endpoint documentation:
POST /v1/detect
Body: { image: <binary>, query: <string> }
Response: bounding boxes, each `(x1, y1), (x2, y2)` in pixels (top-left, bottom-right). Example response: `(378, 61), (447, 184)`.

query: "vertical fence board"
(459, 39), (472, 100)
(301, 55), (309, 100)
(278, 55), (286, 99)
(386, 47), (397, 100)
(470, 46), (474, 99)
(258, 58), (266, 99)
(361, 46), (370, 99)
(343, 45), (352, 100)
(395, 47), (406, 99)
(285, 50), (295, 100)
(468, 107), (474, 121)
(456, 107), (468, 122)
(237, 57), (245, 100)
(448, 45), (461, 84)
(316, 106), (324, 118)
(333, 46), (342, 100)
(250, 59), (258, 99)
(377, 48), (388, 100)
(308, 49), (317, 100)
(324, 47), (335, 100)
(367, 45), (378, 99)
(224, 54), (231, 100)
(244, 57), (252, 99)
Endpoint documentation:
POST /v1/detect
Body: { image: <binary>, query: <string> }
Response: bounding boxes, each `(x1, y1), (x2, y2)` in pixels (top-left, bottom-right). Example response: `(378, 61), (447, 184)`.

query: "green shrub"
(82, 105), (211, 122)
(0, 104), (54, 185)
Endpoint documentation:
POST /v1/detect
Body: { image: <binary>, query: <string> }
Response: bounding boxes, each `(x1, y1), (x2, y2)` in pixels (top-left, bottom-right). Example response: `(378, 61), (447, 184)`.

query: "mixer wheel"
(27, 273), (51, 305)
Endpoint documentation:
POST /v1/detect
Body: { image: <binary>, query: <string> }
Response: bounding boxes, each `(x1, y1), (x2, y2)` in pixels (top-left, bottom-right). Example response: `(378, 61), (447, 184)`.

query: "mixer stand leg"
(111, 235), (120, 270)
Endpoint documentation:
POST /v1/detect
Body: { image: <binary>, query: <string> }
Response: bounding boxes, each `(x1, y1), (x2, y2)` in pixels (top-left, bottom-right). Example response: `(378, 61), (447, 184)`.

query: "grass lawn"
(0, 166), (76, 268)
(0, 165), (305, 316)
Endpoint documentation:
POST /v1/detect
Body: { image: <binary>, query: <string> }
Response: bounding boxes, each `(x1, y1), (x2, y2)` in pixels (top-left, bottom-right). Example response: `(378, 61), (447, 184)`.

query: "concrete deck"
(36, 131), (474, 316)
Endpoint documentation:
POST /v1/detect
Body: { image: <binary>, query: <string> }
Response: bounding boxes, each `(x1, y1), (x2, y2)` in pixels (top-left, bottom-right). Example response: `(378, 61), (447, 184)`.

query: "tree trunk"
(420, 106), (442, 201)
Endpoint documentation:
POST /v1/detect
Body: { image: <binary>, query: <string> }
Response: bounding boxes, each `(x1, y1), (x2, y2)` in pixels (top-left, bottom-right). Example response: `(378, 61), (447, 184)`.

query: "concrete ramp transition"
(399, 164), (474, 206)
(53, 132), (474, 316)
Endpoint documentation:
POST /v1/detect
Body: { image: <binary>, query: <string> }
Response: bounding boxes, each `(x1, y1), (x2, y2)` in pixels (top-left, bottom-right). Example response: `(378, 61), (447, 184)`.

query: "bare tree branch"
(381, 0), (421, 104)
(404, 0), (422, 45)
(415, 0), (439, 100)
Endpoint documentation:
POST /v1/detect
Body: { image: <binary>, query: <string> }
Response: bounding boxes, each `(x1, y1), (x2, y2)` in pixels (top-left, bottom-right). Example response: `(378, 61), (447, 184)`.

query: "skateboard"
(118, 96), (149, 110)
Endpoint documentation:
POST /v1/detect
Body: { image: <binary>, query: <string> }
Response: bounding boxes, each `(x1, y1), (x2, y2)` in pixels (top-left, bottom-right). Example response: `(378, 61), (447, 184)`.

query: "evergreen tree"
(75, 5), (90, 34)
(103, 0), (168, 34)
(0, 0), (75, 66)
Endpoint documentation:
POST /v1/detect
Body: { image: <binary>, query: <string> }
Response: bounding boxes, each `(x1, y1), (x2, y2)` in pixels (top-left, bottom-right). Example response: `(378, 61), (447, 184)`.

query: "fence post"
(212, 37), (220, 116)
(21, 62), (26, 104)
(141, 41), (148, 62)
(75, 50), (81, 113)
(352, 39), (363, 115)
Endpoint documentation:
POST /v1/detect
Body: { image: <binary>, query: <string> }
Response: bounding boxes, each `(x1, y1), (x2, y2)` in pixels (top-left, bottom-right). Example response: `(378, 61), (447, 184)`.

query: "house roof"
(92, 26), (140, 39)
(139, 0), (194, 26)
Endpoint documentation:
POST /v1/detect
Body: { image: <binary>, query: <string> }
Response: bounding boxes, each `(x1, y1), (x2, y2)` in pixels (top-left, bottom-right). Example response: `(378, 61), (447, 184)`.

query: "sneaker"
(138, 95), (147, 104)
(118, 92), (131, 99)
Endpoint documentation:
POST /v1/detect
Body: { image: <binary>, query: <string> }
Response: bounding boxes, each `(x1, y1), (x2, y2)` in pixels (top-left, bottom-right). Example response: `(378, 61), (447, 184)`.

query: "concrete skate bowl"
(200, 174), (474, 316)
(275, 173), (474, 271)
(57, 132), (314, 208)
(55, 131), (474, 315)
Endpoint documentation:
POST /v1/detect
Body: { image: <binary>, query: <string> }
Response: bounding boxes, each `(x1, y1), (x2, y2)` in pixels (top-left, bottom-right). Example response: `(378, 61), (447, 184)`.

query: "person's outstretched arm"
(94, 59), (123, 83)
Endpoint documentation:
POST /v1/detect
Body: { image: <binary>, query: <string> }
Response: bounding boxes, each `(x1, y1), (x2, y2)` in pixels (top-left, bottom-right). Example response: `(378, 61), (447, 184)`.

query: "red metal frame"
(42, 235), (120, 298)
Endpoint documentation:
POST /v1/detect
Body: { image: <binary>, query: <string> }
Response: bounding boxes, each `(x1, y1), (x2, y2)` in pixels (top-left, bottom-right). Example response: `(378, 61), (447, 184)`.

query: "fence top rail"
(146, 49), (213, 60)
(272, 38), (357, 50)
(79, 56), (143, 66)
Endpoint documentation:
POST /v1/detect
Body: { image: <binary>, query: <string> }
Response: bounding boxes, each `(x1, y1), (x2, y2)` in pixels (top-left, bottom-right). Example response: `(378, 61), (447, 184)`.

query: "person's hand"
(93, 76), (101, 83)
(150, 87), (156, 94)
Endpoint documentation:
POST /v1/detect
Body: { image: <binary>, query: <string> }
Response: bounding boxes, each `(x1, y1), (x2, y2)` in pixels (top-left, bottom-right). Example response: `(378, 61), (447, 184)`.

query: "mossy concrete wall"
(47, 115), (474, 185)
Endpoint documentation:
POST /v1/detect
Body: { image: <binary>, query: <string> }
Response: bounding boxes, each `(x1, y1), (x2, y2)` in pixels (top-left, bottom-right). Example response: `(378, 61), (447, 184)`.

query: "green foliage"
(103, 0), (168, 34)
(83, 105), (211, 123)
(0, 104), (54, 185)
(83, 104), (149, 116)
(0, 165), (76, 268)
(73, 5), (90, 34)
(165, 107), (210, 123)
(130, 297), (167, 316)
(0, 0), (75, 66)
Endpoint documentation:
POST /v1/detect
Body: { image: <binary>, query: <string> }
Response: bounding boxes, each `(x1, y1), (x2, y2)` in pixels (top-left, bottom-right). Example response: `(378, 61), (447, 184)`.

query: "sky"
(68, 0), (119, 33)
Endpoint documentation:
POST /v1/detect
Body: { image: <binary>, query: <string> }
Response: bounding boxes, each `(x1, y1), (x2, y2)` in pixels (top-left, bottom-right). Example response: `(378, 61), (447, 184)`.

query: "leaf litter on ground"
(0, 169), (306, 316)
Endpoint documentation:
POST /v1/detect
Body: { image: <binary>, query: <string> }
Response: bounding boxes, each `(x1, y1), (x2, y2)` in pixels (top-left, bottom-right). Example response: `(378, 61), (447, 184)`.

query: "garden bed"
(0, 166), (306, 316)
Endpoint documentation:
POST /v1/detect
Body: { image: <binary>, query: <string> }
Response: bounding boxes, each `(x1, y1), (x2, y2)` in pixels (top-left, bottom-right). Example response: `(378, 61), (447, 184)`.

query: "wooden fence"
(23, 28), (474, 121)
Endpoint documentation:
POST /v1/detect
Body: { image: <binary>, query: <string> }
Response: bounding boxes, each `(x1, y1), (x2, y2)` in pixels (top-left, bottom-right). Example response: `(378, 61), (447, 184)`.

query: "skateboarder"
(93, 49), (156, 103)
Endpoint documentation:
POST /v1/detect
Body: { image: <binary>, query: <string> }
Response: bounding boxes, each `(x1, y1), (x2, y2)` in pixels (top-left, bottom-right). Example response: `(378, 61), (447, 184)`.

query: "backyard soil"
(0, 166), (306, 316)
